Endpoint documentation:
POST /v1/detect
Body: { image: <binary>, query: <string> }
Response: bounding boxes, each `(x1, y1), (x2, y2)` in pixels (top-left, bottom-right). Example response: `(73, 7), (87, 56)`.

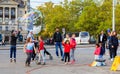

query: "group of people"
(9, 28), (119, 67)
(53, 28), (77, 64)
(93, 30), (119, 66)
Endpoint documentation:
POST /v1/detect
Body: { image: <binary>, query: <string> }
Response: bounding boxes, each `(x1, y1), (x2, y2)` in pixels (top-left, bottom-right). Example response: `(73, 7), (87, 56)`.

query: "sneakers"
(10, 59), (16, 63)
(111, 58), (114, 61)
(10, 59), (12, 63)
(43, 62), (46, 65)
(70, 60), (75, 64)
(14, 59), (16, 63)
(37, 62), (41, 65)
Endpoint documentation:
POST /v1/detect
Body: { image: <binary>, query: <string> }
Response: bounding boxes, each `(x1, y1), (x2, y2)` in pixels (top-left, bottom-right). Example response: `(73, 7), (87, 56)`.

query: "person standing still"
(98, 31), (107, 55)
(53, 28), (63, 58)
(111, 31), (119, 61)
(10, 32), (18, 63)
(70, 34), (76, 64)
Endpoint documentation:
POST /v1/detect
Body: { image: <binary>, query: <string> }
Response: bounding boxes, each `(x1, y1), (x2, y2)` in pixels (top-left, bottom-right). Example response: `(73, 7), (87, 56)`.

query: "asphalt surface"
(0, 45), (120, 74)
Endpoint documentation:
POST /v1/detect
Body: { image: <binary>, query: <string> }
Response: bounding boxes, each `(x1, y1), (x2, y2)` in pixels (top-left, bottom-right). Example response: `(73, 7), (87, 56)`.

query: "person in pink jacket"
(70, 34), (77, 64)
(94, 44), (101, 60)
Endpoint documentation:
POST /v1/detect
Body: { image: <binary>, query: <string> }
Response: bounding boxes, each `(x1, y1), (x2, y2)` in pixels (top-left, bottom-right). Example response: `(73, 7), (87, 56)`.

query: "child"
(93, 44), (106, 66)
(94, 44), (101, 60)
(70, 33), (76, 64)
(62, 40), (71, 64)
(23, 37), (36, 67)
(37, 36), (46, 65)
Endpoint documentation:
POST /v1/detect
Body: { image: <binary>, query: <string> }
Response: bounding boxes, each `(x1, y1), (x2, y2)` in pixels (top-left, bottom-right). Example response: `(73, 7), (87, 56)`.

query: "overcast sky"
(30, 0), (70, 8)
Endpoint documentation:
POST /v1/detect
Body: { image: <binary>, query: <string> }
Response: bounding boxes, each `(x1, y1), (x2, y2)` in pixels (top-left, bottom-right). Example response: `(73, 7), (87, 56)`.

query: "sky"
(30, 0), (65, 8)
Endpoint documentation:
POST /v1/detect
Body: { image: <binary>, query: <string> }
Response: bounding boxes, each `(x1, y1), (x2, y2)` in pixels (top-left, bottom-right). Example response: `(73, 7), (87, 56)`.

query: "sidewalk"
(0, 44), (96, 50)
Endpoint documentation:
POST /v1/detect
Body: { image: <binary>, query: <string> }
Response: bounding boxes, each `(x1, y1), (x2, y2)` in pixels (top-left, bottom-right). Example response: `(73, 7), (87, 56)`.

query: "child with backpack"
(70, 33), (77, 64)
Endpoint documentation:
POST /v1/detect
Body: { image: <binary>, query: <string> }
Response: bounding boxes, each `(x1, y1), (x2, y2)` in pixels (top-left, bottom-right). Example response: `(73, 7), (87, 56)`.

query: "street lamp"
(112, 0), (116, 31)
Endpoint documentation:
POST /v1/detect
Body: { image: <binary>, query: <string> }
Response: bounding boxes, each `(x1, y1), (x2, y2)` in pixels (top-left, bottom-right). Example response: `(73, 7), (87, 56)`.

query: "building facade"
(0, 0), (30, 39)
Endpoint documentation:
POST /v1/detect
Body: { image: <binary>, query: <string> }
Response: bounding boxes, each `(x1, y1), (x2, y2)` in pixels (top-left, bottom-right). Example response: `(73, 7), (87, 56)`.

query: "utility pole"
(112, 0), (116, 31)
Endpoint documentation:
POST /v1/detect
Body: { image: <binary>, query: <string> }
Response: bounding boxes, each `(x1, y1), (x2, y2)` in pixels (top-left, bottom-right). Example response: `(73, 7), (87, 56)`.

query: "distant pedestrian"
(70, 33), (76, 64)
(110, 31), (119, 61)
(37, 36), (46, 65)
(98, 31), (107, 54)
(62, 40), (71, 64)
(53, 28), (63, 58)
(9, 32), (18, 63)
(23, 37), (36, 67)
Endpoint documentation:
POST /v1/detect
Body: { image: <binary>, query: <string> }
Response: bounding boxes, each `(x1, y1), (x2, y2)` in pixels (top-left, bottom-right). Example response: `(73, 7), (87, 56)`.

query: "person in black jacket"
(110, 31), (119, 61)
(98, 31), (107, 55)
(10, 31), (18, 63)
(53, 28), (63, 58)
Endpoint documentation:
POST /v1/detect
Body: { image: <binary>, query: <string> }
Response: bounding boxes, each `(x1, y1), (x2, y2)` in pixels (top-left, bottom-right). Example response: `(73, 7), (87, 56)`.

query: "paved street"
(0, 45), (120, 74)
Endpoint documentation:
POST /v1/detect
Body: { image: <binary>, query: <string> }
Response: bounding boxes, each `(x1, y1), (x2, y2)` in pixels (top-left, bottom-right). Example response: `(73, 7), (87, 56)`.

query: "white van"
(75, 31), (90, 44)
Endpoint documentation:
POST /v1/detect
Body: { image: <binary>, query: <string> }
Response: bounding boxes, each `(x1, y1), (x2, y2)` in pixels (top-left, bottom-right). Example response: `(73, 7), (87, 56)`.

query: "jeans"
(10, 45), (16, 59)
(38, 50), (46, 63)
(55, 42), (63, 57)
(71, 48), (75, 61)
(26, 52), (32, 65)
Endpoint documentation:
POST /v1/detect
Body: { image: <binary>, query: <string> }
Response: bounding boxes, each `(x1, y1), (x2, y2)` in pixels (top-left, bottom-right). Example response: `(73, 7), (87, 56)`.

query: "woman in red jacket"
(94, 44), (101, 60)
(62, 40), (71, 64)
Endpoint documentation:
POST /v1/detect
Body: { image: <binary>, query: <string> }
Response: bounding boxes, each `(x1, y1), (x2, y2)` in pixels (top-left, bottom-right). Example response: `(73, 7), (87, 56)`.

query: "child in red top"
(62, 40), (71, 64)
(37, 36), (46, 65)
(94, 44), (101, 60)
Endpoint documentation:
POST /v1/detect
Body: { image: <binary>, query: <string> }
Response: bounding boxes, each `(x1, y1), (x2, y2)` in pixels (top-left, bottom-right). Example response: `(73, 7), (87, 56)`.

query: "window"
(0, 17), (2, 22)
(0, 8), (2, 15)
(5, 8), (9, 16)
(5, 18), (9, 23)
(0, 26), (2, 31)
(6, 26), (8, 31)
(11, 8), (15, 16)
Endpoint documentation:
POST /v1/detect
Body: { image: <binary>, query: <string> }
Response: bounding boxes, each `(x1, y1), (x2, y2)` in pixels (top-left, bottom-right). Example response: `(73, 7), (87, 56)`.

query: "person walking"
(27, 30), (36, 61)
(98, 31), (107, 55)
(62, 40), (71, 64)
(23, 37), (36, 67)
(70, 33), (76, 64)
(9, 31), (18, 63)
(110, 31), (119, 61)
(37, 36), (46, 65)
(53, 28), (63, 58)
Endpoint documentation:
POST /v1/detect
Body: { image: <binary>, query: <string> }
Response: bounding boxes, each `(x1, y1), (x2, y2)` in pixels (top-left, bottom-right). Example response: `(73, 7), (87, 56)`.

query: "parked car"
(89, 36), (96, 44)
(45, 38), (54, 45)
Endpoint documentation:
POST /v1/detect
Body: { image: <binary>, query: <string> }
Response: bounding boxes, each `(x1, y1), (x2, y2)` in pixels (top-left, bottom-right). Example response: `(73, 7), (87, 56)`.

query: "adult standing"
(106, 32), (113, 59)
(10, 31), (18, 63)
(98, 31), (107, 55)
(53, 28), (63, 58)
(111, 31), (119, 61)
